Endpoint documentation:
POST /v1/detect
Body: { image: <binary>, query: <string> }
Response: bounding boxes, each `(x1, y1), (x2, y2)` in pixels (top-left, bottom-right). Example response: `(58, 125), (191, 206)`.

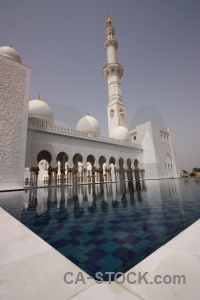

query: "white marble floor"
(0, 207), (199, 300)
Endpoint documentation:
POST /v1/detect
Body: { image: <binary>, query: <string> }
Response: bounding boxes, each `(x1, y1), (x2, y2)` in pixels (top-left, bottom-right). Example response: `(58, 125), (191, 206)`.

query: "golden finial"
(86, 112), (90, 116)
(37, 95), (41, 100)
(106, 15), (112, 26)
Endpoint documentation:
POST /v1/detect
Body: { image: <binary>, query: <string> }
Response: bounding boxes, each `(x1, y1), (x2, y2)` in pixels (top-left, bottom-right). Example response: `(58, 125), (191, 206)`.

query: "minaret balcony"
(102, 63), (123, 79)
(104, 38), (118, 50)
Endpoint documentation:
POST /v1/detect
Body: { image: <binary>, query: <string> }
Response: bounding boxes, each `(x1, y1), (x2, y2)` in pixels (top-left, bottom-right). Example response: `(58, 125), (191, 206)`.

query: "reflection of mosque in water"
(19, 178), (200, 253)
(159, 178), (200, 233)
(22, 180), (147, 217)
(22, 178), (194, 223)
(0, 178), (198, 255)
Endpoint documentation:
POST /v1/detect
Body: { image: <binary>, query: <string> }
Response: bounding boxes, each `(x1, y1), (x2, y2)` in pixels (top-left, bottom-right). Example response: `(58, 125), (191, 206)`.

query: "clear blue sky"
(1, 0), (199, 171)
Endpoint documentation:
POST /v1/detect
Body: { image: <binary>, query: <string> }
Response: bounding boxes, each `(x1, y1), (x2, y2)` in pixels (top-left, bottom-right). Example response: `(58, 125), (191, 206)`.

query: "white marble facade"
(0, 53), (31, 190)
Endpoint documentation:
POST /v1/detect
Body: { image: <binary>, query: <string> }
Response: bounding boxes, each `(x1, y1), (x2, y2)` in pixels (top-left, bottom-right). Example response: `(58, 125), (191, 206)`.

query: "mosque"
(0, 16), (181, 191)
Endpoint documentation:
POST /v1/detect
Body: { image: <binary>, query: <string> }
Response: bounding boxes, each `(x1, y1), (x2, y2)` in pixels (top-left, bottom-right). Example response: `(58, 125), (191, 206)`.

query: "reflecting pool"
(0, 178), (200, 280)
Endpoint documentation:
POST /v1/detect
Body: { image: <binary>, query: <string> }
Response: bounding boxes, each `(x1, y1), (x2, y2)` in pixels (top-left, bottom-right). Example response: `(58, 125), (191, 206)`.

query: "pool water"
(0, 178), (200, 280)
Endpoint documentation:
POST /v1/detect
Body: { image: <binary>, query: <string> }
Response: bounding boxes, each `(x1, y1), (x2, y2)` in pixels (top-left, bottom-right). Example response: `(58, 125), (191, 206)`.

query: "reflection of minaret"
(103, 16), (127, 136)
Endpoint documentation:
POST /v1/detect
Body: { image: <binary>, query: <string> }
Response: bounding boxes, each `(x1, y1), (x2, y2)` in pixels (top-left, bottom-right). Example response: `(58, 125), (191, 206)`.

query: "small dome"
(76, 114), (101, 133)
(0, 46), (22, 63)
(110, 126), (129, 140)
(28, 96), (54, 125)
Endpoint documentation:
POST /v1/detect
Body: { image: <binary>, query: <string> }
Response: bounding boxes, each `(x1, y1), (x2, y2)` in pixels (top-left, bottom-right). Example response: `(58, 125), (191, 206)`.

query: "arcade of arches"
(25, 150), (145, 186)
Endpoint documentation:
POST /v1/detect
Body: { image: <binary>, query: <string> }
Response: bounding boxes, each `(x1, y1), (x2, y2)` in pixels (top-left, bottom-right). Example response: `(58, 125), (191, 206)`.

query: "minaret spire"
(103, 16), (127, 137)
(106, 15), (112, 26)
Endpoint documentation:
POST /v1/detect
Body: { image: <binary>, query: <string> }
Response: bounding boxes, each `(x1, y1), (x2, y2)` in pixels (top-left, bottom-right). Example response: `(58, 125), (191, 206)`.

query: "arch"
(98, 156), (106, 183)
(111, 68), (115, 74)
(118, 157), (125, 181)
(109, 156), (116, 182)
(165, 153), (174, 178)
(37, 159), (49, 185)
(127, 158), (132, 168)
(87, 154), (95, 166)
(37, 150), (52, 164)
(56, 152), (69, 184)
(134, 159), (139, 168)
(99, 155), (106, 167)
(165, 153), (172, 160)
(36, 150), (52, 186)
(86, 155), (95, 184)
(56, 152), (68, 167)
(72, 153), (83, 184)
(109, 156), (116, 165)
(73, 153), (83, 165)
(118, 157), (124, 167)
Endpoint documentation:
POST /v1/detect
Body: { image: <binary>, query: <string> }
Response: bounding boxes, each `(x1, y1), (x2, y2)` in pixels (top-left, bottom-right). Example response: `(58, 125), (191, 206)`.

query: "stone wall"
(25, 126), (143, 169)
(0, 56), (31, 190)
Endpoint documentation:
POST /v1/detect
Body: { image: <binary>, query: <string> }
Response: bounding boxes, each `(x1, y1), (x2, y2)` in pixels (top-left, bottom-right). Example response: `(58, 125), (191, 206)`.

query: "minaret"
(103, 16), (127, 137)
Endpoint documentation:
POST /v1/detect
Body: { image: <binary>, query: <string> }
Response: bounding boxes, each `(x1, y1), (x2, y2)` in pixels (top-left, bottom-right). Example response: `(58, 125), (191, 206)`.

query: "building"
(0, 17), (181, 191)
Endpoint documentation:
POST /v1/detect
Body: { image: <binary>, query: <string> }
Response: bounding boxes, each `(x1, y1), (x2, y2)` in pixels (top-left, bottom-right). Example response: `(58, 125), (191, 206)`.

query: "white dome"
(110, 126), (129, 140)
(76, 114), (101, 133)
(28, 98), (54, 124)
(0, 46), (22, 63)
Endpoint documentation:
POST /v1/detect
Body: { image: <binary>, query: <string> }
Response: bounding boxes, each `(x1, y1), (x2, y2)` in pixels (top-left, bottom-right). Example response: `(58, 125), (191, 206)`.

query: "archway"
(87, 155), (96, 183)
(56, 152), (69, 184)
(99, 156), (106, 182)
(118, 157), (125, 181)
(37, 150), (52, 164)
(134, 159), (139, 169)
(165, 154), (174, 178)
(73, 153), (83, 165)
(109, 156), (116, 181)
(73, 153), (83, 183)
(37, 150), (52, 186)
(37, 160), (49, 185)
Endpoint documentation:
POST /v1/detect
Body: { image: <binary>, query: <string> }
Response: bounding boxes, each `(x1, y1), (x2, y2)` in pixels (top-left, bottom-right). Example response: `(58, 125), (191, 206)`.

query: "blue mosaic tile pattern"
(0, 178), (200, 280)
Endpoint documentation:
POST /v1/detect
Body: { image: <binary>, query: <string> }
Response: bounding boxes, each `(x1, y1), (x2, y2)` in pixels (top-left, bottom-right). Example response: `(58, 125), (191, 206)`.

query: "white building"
(0, 17), (181, 190)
